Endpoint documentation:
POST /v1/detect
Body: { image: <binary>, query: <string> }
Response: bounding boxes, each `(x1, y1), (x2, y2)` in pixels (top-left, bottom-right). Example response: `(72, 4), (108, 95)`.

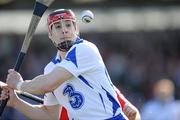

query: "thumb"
(0, 81), (8, 87)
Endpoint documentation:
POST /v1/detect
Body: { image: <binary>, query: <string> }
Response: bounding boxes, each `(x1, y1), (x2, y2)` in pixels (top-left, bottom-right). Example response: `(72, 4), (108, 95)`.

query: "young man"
(1, 9), (140, 120)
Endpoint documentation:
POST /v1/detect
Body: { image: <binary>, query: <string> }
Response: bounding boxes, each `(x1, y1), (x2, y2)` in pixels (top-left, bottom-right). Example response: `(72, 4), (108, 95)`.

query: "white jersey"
(43, 39), (127, 120)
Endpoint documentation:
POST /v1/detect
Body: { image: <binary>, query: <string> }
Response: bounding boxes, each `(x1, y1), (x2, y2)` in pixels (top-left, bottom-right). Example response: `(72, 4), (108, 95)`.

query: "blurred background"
(1, 0), (180, 119)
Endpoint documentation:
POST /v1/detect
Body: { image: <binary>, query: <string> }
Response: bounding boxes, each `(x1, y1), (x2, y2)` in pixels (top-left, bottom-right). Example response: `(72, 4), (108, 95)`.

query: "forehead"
(48, 11), (76, 26)
(53, 20), (73, 25)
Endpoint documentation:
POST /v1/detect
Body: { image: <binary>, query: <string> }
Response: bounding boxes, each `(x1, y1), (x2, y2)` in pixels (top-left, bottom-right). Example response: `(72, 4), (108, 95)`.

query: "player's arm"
(115, 87), (141, 120)
(6, 68), (73, 94)
(13, 99), (60, 120)
(21, 67), (73, 94)
(123, 102), (141, 120)
(122, 97), (141, 120)
(0, 84), (60, 120)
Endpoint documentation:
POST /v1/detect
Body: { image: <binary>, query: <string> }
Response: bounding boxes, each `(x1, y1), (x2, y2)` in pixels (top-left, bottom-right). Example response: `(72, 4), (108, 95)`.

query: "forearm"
(21, 75), (52, 94)
(13, 97), (51, 120)
(20, 67), (72, 94)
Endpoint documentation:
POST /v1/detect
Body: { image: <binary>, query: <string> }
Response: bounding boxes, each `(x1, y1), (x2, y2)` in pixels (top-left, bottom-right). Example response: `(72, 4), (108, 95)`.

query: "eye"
(66, 23), (71, 28)
(55, 24), (62, 29)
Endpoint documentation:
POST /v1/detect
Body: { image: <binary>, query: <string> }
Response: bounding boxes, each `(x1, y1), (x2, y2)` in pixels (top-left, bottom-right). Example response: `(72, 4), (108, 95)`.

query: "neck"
(58, 50), (66, 59)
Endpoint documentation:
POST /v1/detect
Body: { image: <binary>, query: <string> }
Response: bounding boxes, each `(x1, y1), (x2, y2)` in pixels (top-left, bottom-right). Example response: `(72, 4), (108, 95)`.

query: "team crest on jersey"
(63, 84), (84, 109)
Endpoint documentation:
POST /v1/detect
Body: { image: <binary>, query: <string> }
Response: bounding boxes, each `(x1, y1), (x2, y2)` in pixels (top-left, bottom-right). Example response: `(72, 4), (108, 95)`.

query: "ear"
(74, 23), (79, 36)
(48, 26), (53, 39)
(48, 32), (52, 39)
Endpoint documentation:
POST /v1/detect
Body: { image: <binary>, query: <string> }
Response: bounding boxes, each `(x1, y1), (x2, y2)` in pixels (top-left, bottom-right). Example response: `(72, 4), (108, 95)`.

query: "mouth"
(60, 37), (71, 40)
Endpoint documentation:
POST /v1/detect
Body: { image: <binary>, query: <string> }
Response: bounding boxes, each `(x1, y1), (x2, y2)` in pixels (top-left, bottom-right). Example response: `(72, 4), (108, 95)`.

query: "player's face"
(50, 20), (77, 45)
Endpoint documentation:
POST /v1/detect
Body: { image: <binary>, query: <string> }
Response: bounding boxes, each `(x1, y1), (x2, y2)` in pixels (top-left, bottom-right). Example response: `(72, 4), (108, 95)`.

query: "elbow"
(40, 84), (57, 94)
(40, 86), (53, 93)
(39, 80), (59, 94)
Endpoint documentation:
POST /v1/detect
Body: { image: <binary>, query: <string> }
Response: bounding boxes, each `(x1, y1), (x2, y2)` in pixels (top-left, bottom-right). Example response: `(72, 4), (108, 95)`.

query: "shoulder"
(44, 56), (61, 74)
(44, 61), (54, 74)
(71, 40), (99, 56)
(64, 39), (102, 67)
(75, 40), (97, 49)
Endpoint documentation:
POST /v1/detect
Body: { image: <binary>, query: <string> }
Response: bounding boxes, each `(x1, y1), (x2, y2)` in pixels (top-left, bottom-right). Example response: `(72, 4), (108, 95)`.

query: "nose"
(62, 27), (68, 34)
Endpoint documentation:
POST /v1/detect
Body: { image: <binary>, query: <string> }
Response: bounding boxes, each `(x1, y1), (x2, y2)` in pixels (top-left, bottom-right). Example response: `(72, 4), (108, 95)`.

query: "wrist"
(11, 92), (20, 108)
(16, 81), (23, 91)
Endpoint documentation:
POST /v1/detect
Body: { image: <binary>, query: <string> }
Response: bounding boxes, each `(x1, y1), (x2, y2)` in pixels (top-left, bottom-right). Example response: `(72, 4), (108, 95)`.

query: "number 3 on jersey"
(63, 84), (84, 109)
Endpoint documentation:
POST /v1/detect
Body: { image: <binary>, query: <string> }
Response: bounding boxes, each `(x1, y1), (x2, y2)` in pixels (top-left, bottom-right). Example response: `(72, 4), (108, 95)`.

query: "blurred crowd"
(1, 29), (180, 119)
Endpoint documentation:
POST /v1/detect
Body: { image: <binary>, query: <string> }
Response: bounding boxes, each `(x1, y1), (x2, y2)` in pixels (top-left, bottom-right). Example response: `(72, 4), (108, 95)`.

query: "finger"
(1, 88), (8, 92)
(1, 85), (8, 89)
(7, 73), (11, 80)
(1, 89), (9, 96)
(6, 76), (10, 83)
(6, 74), (13, 82)
(7, 72), (15, 76)
(124, 106), (132, 116)
(8, 69), (15, 73)
(0, 96), (8, 100)
(0, 93), (9, 100)
(129, 110), (136, 117)
(126, 109), (136, 118)
(1, 93), (9, 98)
